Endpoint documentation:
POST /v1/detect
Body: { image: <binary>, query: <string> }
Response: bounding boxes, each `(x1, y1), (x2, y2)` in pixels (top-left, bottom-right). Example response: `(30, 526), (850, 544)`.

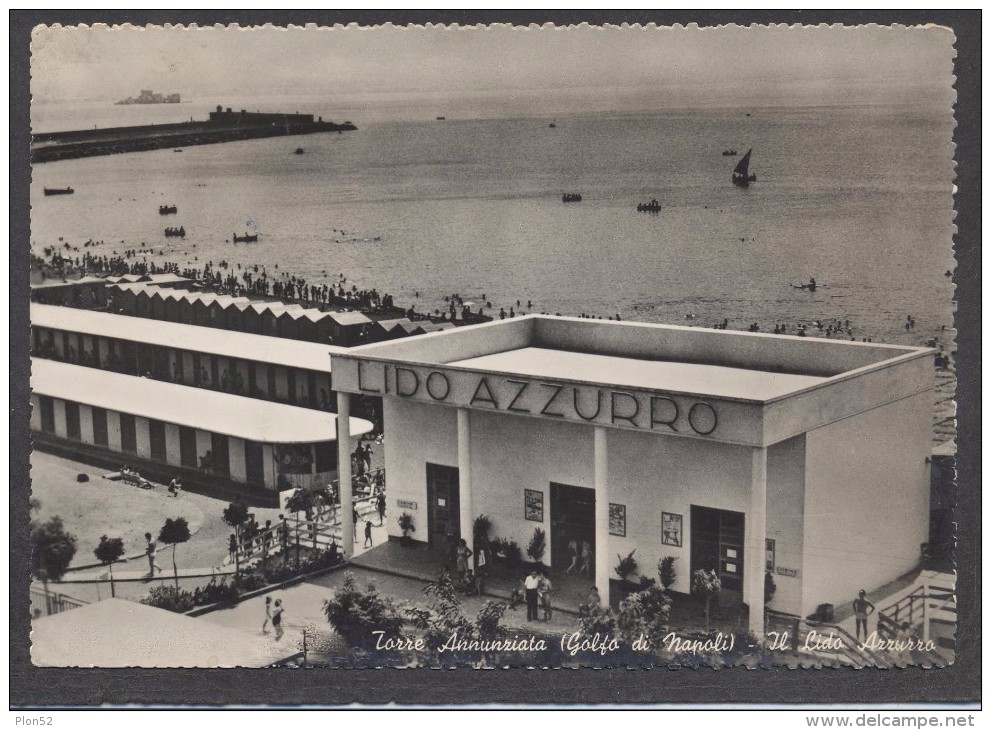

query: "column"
(593, 427), (611, 600)
(164, 423), (181, 465)
(228, 437), (247, 483)
(457, 408), (474, 552)
(745, 446), (768, 636)
(337, 391), (354, 558)
(53, 400), (67, 438)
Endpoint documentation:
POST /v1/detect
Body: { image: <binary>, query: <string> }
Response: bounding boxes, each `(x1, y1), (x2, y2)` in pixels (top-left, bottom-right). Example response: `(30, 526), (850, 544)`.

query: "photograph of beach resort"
(26, 22), (957, 671)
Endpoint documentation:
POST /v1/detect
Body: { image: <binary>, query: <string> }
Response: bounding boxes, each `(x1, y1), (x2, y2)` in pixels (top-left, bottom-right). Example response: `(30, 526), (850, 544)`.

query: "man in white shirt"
(524, 570), (541, 622)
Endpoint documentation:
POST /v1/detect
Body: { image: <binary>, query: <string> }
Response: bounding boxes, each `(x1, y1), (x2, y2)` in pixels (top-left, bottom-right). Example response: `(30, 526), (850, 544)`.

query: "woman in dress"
(455, 538), (473, 581)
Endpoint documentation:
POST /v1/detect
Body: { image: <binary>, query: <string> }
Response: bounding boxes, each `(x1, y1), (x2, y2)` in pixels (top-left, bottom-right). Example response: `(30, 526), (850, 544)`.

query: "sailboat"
(731, 148), (757, 187)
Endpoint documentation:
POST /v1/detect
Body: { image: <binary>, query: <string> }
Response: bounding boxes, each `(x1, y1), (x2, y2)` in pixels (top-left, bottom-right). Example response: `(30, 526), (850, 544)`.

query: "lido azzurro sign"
(346, 359), (720, 436)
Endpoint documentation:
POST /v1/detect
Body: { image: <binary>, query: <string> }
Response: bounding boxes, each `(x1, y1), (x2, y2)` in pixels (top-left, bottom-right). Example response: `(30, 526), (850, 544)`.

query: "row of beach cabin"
(107, 282), (373, 346)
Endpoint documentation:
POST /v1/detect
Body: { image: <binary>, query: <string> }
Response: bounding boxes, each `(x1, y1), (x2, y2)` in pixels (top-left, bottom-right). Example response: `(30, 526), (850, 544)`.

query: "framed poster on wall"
(662, 512), (683, 547)
(524, 489), (544, 522)
(609, 503), (626, 537)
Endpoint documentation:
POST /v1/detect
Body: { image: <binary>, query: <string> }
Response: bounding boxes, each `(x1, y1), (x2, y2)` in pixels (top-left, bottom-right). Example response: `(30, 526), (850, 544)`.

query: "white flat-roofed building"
(330, 315), (936, 633)
(30, 359), (373, 497)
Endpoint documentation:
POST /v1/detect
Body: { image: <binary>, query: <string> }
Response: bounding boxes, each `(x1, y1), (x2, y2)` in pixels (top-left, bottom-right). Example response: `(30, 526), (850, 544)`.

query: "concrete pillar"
(53, 399), (67, 438)
(262, 444), (276, 489)
(164, 423), (181, 465)
(79, 405), (94, 445)
(134, 417), (151, 459)
(593, 427), (611, 600)
(337, 391), (354, 558)
(457, 408), (474, 551)
(107, 411), (122, 453)
(746, 446), (768, 636)
(29, 395), (40, 431)
(229, 437), (247, 483)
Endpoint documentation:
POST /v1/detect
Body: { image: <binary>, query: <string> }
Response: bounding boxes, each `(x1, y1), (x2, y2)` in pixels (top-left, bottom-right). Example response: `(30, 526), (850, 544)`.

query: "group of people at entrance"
(564, 538), (594, 577)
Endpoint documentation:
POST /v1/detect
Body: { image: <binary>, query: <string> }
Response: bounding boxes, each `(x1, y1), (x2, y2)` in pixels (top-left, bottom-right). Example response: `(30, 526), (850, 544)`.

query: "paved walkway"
(61, 566), (235, 584)
(196, 559), (585, 664)
(352, 540), (595, 613)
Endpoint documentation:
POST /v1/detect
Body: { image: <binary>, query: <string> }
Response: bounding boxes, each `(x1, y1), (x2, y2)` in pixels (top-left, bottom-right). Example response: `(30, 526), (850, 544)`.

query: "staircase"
(876, 572), (955, 663)
(765, 610), (891, 667)
(228, 481), (384, 569)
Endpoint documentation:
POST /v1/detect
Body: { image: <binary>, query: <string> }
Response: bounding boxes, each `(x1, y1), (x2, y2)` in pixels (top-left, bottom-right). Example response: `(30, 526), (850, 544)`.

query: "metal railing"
(765, 608), (890, 668)
(877, 582), (955, 641)
(31, 587), (89, 617)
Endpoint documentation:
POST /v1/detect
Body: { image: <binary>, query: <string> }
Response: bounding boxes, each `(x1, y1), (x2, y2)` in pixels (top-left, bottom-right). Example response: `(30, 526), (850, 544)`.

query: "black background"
(9, 10), (981, 707)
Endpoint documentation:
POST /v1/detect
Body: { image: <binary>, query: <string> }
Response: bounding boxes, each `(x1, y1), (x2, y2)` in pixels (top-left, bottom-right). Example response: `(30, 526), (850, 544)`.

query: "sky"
(31, 24), (956, 113)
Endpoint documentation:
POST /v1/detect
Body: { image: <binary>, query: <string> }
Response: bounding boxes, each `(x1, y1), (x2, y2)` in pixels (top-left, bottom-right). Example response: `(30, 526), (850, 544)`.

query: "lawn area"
(31, 451), (206, 568)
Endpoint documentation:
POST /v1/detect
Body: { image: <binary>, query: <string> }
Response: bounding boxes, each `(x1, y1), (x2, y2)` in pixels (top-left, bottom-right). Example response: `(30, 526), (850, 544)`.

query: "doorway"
(426, 463), (460, 551)
(550, 482), (596, 574)
(690, 505), (745, 593)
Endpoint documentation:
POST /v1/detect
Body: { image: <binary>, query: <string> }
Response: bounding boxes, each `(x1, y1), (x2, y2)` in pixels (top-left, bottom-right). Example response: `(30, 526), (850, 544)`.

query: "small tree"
(659, 556), (677, 592)
(323, 572), (405, 652)
(691, 568), (721, 633)
(159, 517), (191, 590)
(286, 489), (315, 523)
(222, 501), (250, 580)
(526, 527), (546, 565)
(31, 517), (77, 605)
(93, 535), (125, 598)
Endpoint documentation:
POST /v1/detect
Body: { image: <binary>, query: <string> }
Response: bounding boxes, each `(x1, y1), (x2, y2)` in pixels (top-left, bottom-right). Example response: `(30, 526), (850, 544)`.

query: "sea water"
(30, 99), (956, 438)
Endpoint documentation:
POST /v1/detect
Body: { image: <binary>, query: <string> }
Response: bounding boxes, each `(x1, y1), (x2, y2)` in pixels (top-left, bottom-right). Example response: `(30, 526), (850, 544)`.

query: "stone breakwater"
(31, 115), (357, 164)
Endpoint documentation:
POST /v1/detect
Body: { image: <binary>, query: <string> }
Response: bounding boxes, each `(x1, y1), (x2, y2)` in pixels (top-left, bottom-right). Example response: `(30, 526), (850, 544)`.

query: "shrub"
(323, 572), (405, 651)
(615, 549), (638, 582)
(616, 582), (673, 648)
(143, 585), (195, 613)
(492, 538), (523, 568)
(526, 527), (546, 565)
(237, 567), (268, 592)
(473, 514), (493, 547)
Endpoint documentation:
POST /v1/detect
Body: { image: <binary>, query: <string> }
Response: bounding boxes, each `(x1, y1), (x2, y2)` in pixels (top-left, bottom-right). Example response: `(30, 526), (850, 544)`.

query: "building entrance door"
(690, 505), (745, 594)
(550, 483), (595, 574)
(426, 463), (460, 552)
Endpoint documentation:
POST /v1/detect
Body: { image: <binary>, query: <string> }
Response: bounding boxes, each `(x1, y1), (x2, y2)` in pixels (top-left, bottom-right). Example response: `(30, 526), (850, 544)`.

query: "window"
(92, 407), (108, 446)
(119, 413), (137, 454)
(149, 419), (166, 462)
(64, 402), (81, 440)
(179, 426), (198, 467)
(210, 433), (230, 477)
(314, 442), (338, 473)
(766, 539), (776, 572)
(39, 396), (55, 433)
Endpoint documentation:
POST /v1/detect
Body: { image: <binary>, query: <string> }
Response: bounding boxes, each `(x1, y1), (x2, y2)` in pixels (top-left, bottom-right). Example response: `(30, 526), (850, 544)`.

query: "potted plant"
(691, 568), (722, 633)
(397, 512), (416, 546)
(526, 527), (546, 567)
(610, 549), (639, 603)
